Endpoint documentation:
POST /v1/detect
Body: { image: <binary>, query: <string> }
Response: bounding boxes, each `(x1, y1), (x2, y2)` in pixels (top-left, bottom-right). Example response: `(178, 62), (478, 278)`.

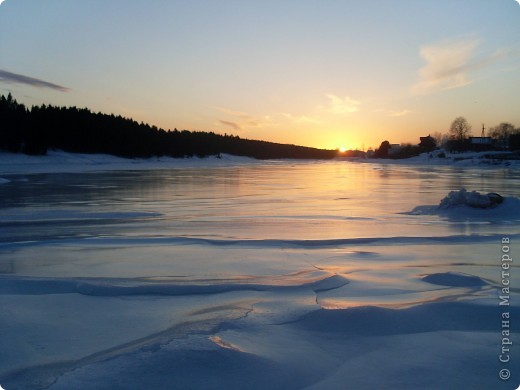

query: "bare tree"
(432, 131), (449, 148)
(489, 122), (516, 149)
(489, 122), (515, 140)
(449, 117), (472, 141)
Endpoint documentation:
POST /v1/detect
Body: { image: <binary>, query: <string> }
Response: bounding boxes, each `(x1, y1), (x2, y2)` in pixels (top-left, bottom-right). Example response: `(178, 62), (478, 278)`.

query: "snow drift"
(406, 188), (520, 219)
(439, 188), (504, 209)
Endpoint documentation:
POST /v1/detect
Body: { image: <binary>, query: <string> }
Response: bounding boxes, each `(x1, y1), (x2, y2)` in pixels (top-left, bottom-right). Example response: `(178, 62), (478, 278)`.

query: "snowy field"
(0, 151), (519, 389)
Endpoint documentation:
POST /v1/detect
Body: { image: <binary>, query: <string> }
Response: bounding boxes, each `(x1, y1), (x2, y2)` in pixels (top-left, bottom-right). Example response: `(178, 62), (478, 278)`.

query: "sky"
(1, 0), (519, 150)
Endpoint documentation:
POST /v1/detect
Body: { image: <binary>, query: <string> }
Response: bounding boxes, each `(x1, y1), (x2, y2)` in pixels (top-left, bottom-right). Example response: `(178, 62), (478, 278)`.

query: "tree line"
(441, 116), (520, 151)
(0, 93), (337, 160)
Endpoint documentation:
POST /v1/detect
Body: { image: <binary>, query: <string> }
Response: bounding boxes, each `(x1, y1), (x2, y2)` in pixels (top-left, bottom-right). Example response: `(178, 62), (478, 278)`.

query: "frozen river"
(1, 159), (519, 389)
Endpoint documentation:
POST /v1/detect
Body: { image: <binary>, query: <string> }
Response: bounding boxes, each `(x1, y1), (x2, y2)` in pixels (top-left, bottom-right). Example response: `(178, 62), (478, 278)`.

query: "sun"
(338, 146), (347, 153)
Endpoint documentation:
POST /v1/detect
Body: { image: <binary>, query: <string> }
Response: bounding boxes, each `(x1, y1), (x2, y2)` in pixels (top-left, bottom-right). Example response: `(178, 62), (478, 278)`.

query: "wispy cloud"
(412, 37), (508, 95)
(282, 113), (322, 124)
(280, 94), (360, 126)
(412, 38), (478, 94)
(326, 94), (360, 115)
(219, 120), (242, 131)
(214, 106), (263, 131)
(388, 109), (411, 117)
(0, 69), (70, 92)
(375, 109), (411, 117)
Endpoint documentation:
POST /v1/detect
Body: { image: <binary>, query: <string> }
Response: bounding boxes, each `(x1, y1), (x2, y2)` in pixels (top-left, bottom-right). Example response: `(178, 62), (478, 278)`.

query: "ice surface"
(422, 272), (488, 287)
(0, 153), (519, 389)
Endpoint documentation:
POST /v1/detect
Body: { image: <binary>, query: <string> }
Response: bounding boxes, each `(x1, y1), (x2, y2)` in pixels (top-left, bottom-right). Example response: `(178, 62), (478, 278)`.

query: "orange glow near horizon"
(2, 1), (519, 157)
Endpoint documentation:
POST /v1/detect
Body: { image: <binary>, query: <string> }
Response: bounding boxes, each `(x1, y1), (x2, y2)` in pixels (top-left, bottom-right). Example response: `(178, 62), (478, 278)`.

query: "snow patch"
(406, 188), (520, 219)
(439, 188), (503, 209)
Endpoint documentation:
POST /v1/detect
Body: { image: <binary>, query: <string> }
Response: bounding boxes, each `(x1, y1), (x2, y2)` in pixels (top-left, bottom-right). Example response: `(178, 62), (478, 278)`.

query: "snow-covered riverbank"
(0, 150), (261, 176)
(1, 149), (519, 178)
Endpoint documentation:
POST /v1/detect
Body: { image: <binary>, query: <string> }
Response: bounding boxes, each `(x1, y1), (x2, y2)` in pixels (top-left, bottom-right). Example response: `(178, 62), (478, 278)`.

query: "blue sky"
(1, 0), (519, 149)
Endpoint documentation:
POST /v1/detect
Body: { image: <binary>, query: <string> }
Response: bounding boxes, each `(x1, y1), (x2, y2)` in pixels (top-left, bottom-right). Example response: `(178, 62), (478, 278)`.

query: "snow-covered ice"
(0, 150), (259, 175)
(0, 152), (519, 389)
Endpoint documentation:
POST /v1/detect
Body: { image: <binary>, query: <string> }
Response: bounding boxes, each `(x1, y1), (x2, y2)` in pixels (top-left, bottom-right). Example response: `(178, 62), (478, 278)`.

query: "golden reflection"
(318, 287), (491, 310)
(209, 335), (244, 352)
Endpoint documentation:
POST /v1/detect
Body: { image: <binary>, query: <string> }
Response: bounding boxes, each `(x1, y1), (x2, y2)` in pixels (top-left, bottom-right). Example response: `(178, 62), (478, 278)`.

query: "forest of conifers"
(0, 94), (337, 160)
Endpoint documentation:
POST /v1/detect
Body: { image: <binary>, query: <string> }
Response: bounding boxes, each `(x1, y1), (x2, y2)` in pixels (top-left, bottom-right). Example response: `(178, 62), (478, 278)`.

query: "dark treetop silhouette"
(0, 94), (337, 160)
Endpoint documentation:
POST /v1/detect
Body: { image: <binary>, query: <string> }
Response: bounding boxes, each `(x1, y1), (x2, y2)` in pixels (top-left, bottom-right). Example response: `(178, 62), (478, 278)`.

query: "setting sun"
(338, 146), (347, 153)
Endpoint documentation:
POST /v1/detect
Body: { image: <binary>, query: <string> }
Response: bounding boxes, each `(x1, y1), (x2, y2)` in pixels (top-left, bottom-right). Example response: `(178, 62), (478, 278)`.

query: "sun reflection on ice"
(209, 335), (244, 352)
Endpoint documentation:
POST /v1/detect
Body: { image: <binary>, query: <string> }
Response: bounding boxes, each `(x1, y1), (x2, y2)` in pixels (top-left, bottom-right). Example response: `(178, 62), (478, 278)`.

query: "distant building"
(388, 144), (401, 155)
(419, 135), (434, 143)
(419, 135), (436, 151)
(469, 137), (493, 145)
(469, 124), (493, 149)
(468, 136), (494, 151)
